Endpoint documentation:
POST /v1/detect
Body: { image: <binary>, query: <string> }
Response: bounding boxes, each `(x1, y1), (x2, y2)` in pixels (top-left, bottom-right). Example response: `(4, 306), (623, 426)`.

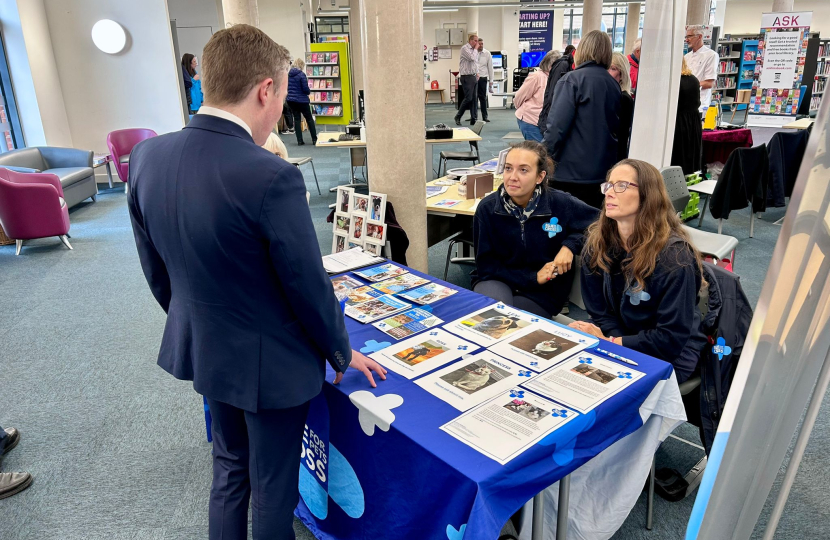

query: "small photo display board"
(331, 189), (389, 255)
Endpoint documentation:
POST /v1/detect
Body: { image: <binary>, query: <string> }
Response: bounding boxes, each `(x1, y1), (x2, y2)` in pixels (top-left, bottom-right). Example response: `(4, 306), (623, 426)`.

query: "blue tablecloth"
(295, 263), (675, 540)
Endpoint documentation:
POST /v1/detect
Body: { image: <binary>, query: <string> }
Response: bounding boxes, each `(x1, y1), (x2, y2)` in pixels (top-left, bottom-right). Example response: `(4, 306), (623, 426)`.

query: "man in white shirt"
(684, 25), (718, 116)
(455, 33), (480, 125)
(476, 38), (495, 122)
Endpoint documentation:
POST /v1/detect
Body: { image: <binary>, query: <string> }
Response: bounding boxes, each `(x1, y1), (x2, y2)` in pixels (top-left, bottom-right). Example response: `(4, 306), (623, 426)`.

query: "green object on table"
(681, 172), (702, 221)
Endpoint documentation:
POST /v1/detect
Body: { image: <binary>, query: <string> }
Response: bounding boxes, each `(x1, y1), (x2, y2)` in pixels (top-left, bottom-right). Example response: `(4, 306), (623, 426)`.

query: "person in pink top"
(513, 50), (559, 142)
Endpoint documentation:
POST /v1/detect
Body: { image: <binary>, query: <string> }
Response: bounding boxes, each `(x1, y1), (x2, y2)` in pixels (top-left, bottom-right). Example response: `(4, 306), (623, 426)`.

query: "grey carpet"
(0, 105), (821, 539)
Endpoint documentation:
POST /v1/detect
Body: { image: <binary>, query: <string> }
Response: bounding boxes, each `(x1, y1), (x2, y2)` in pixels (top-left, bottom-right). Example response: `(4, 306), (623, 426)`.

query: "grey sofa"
(0, 147), (97, 208)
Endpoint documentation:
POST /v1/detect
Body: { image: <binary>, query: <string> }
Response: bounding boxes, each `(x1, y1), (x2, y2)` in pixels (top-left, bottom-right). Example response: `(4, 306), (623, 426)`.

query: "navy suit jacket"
(127, 114), (351, 412)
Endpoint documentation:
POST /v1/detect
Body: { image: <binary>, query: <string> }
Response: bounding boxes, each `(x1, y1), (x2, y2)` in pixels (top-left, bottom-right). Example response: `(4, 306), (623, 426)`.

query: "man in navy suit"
(128, 25), (386, 540)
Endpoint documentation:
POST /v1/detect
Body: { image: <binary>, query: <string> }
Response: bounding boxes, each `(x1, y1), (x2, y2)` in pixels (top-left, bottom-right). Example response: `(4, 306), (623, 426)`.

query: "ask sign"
(760, 11), (812, 29)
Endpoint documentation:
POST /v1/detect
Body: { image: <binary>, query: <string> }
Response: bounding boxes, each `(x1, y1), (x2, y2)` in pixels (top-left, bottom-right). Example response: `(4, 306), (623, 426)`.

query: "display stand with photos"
(332, 186), (388, 256)
(308, 42), (352, 126)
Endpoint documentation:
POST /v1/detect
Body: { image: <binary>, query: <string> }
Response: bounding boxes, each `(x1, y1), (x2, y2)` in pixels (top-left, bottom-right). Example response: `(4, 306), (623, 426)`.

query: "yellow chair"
(703, 104), (719, 130)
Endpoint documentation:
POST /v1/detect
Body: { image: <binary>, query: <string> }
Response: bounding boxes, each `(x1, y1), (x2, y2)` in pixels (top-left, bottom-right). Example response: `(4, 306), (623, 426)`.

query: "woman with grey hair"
(513, 50), (559, 142)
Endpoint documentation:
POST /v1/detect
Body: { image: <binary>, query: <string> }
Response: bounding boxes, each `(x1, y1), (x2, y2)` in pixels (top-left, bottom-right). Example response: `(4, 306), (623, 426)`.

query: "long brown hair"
(583, 159), (703, 292)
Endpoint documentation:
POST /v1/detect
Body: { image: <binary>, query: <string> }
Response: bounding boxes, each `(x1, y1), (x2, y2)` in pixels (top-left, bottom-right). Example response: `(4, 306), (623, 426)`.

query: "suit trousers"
(476, 76), (489, 120)
(207, 398), (311, 540)
(456, 75), (478, 123)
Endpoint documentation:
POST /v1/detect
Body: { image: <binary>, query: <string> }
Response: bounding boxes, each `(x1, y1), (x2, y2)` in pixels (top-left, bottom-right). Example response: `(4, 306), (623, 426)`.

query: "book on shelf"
(324, 52), (330, 62)
(306, 67), (312, 76)
(333, 91), (341, 101)
(326, 106), (335, 115)
(331, 53), (338, 63)
(311, 53), (318, 63)
(332, 66), (340, 77)
(324, 66), (332, 76)
(326, 79), (333, 88)
(743, 50), (756, 61)
(327, 91), (333, 101)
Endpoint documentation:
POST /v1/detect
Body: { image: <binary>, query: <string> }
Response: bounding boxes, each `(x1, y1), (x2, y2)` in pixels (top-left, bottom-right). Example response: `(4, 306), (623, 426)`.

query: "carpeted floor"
(0, 105), (824, 539)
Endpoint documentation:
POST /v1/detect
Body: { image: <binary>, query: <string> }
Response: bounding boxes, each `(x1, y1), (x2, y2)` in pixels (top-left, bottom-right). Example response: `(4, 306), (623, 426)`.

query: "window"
(562, 6), (646, 53)
(0, 30), (23, 153)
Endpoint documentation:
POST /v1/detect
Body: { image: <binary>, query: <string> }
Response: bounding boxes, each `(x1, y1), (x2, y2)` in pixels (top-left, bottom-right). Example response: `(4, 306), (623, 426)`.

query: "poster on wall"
(748, 12), (812, 127)
(518, 11), (553, 52)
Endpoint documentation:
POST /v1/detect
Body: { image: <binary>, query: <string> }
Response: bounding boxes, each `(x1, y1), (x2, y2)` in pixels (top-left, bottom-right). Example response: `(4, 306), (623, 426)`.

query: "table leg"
(531, 492), (545, 540)
(556, 475), (571, 540)
(105, 162), (114, 189)
(426, 143), (434, 181)
(698, 195), (709, 227)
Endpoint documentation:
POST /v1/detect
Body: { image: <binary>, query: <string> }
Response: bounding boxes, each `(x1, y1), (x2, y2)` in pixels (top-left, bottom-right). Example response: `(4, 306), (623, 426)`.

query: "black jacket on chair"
(709, 144), (769, 219)
(698, 263), (752, 454)
(766, 127), (811, 208)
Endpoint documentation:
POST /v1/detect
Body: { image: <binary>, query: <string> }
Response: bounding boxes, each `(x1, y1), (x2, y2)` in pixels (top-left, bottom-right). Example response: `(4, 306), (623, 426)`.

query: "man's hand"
(333, 350), (388, 388)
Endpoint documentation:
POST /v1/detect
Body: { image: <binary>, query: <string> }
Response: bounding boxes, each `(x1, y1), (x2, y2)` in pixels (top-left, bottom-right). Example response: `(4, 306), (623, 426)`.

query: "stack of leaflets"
(322, 248), (384, 274)
(372, 308), (443, 340)
(344, 295), (411, 323)
(354, 263), (408, 282)
(341, 286), (384, 306)
(330, 275), (365, 302)
(370, 274), (430, 294)
(398, 283), (458, 305)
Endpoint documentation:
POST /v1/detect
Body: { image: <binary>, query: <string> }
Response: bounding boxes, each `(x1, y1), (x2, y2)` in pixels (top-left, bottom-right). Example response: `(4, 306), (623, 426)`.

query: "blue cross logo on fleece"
(712, 337), (733, 360)
(626, 288), (651, 305)
(543, 217), (563, 238)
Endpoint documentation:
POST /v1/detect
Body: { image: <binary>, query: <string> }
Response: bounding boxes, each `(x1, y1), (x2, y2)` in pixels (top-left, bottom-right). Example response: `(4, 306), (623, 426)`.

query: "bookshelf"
(715, 40), (741, 101)
(812, 38), (830, 113)
(308, 42), (353, 126)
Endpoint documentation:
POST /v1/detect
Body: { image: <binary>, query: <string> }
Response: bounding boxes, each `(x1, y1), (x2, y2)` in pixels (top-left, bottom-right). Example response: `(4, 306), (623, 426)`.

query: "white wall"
(259, 0), (307, 62)
(42, 0), (185, 159)
(723, 0), (828, 37)
(167, 0), (221, 62)
(0, 0), (72, 147)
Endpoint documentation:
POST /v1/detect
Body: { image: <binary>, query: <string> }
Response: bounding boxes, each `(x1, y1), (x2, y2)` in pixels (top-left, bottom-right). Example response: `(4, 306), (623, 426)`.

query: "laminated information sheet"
(441, 389), (577, 465)
(489, 322), (597, 371)
(416, 351), (537, 411)
(369, 274), (431, 294)
(522, 353), (645, 413)
(372, 308), (443, 340)
(443, 303), (538, 347)
(353, 263), (409, 282)
(397, 283), (459, 305)
(368, 329), (476, 379)
(344, 295), (411, 323)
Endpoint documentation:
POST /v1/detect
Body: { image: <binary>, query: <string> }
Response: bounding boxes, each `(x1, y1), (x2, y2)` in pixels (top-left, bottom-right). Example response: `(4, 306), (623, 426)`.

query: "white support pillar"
(221, 0), (259, 27)
(771, 0), (794, 12)
(624, 3), (642, 55)
(686, 0), (709, 25)
(583, 0), (603, 34)
(359, 0), (428, 272)
(553, 8), (565, 51)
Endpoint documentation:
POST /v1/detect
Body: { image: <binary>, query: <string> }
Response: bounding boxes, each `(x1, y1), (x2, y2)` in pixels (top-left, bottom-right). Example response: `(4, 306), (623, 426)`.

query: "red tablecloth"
(701, 128), (753, 165)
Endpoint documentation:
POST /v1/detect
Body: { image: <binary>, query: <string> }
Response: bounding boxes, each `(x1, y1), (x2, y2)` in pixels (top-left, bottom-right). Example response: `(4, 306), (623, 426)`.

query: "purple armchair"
(0, 169), (72, 255)
(106, 128), (158, 192)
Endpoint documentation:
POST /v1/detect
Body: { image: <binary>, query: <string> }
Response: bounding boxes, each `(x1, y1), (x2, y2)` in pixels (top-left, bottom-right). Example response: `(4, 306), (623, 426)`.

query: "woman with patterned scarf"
(471, 141), (598, 317)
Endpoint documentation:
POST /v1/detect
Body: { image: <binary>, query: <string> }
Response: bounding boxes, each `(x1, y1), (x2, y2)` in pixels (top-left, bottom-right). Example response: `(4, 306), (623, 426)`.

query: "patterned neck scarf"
(500, 185), (542, 224)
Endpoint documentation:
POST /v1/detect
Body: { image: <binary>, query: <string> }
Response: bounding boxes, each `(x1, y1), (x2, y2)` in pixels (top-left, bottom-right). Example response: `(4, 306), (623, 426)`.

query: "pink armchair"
(106, 128), (158, 193)
(0, 169), (72, 255)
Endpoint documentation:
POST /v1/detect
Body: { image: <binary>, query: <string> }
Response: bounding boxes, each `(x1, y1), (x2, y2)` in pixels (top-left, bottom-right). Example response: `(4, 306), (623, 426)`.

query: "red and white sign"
(760, 12), (812, 29)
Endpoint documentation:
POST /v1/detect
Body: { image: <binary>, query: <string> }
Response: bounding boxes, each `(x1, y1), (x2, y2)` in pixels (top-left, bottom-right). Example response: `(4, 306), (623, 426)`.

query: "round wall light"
(91, 19), (126, 54)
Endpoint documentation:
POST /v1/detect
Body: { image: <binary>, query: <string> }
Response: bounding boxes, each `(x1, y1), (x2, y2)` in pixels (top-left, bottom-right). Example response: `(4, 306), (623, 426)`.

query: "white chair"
(285, 156), (321, 196)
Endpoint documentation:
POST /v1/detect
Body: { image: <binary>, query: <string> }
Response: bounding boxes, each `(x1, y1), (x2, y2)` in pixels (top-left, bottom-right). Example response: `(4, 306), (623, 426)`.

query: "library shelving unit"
(714, 39), (742, 103)
(811, 38), (830, 113)
(735, 39), (759, 108)
(307, 42), (352, 126)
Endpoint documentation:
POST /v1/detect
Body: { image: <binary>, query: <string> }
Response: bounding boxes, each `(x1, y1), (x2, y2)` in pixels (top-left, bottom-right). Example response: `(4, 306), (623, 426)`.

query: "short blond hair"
(263, 132), (288, 159)
(574, 30), (613, 69)
(202, 24), (291, 106)
(681, 56), (693, 76)
(294, 57), (305, 71)
(632, 38), (642, 54)
(611, 52), (632, 93)
(468, 33), (478, 43)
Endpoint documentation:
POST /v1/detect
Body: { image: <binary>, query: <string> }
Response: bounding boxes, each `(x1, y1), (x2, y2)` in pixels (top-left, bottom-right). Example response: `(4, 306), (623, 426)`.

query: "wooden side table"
(425, 87), (446, 104)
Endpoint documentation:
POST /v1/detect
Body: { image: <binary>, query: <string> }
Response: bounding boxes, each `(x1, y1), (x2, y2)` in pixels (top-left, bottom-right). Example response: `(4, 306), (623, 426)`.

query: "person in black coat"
(537, 44), (575, 137)
(544, 31), (621, 209)
(609, 52), (634, 161)
(473, 141), (598, 317)
(569, 159), (708, 383)
(671, 57), (703, 175)
(128, 25), (384, 540)
(286, 57), (318, 145)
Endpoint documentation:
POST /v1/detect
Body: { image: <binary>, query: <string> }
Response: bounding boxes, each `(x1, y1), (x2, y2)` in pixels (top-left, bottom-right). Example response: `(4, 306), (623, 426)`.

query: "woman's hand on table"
(568, 320), (613, 342)
(333, 350), (388, 388)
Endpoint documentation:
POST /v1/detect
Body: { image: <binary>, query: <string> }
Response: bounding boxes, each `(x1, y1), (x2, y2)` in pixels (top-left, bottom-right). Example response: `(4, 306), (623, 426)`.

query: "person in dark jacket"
(544, 31), (621, 209)
(670, 57), (703, 175)
(537, 45), (575, 137)
(473, 141), (598, 317)
(570, 159), (708, 384)
(286, 57), (317, 145)
(609, 52), (634, 161)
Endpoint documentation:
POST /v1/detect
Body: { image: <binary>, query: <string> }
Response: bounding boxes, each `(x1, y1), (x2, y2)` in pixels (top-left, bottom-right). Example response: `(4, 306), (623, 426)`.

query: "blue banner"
(519, 10), (554, 52)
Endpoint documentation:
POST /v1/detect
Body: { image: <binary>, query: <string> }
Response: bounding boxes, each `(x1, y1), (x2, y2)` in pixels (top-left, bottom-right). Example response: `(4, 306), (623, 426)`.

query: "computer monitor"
(492, 54), (503, 69)
(520, 51), (545, 68)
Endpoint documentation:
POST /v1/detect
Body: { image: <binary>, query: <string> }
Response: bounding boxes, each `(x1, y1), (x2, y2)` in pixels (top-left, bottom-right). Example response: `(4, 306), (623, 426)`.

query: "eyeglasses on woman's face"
(600, 180), (638, 194)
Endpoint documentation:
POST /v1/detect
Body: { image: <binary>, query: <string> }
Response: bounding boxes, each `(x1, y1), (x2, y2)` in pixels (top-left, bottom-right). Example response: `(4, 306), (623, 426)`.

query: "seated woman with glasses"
(472, 141), (598, 317)
(568, 159), (707, 383)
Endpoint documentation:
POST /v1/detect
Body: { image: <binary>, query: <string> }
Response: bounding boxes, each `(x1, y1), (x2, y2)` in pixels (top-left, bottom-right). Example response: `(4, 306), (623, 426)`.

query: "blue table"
(294, 263), (675, 540)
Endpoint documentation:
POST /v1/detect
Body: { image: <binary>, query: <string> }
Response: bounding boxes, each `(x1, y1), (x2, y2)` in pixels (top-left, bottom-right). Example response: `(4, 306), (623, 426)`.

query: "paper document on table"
(434, 179), (458, 186)
(478, 158), (499, 172)
(330, 275), (366, 302)
(427, 186), (449, 198)
(397, 283), (458, 305)
(372, 308), (443, 340)
(370, 274), (430, 294)
(490, 321), (597, 372)
(441, 389), (577, 464)
(368, 329), (475, 379)
(344, 295), (411, 323)
(432, 199), (462, 208)
(353, 263), (409, 282)
(444, 303), (538, 347)
(522, 353), (645, 413)
(322, 248), (384, 274)
(416, 351), (537, 411)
